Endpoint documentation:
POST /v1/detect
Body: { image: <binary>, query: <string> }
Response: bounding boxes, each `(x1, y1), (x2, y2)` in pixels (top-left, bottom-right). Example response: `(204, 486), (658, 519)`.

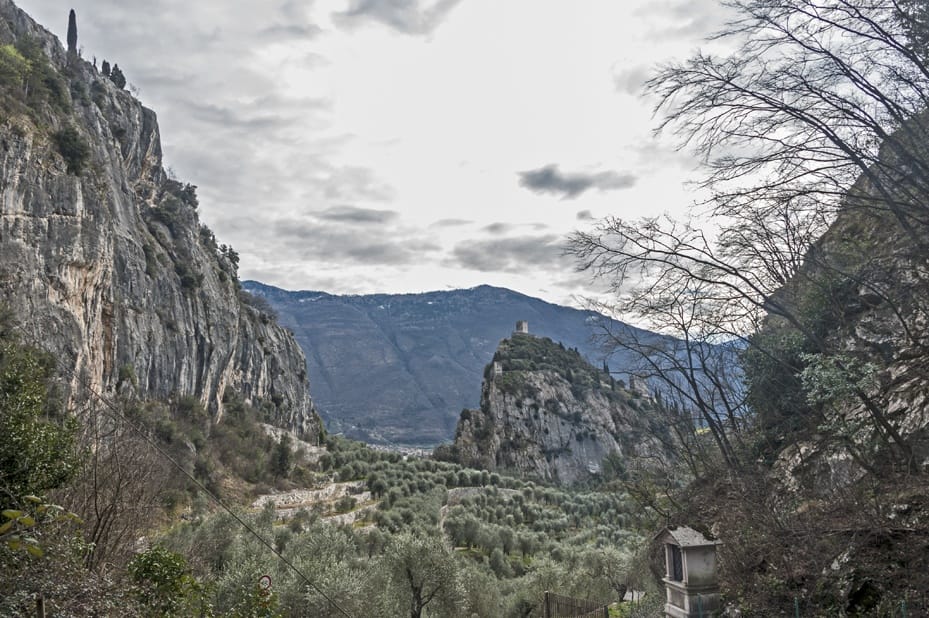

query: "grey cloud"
(483, 222), (549, 234)
(576, 210), (595, 221)
(181, 101), (296, 131)
(172, 95), (330, 138)
(631, 141), (700, 171)
(448, 234), (568, 273)
(269, 218), (440, 266)
(634, 0), (733, 39)
(430, 218), (472, 228)
(240, 265), (371, 296)
(259, 23), (324, 41)
(483, 222), (513, 235)
(333, 0), (464, 35)
(549, 272), (611, 294)
(613, 65), (650, 95)
(315, 206), (400, 224)
(518, 164), (637, 199)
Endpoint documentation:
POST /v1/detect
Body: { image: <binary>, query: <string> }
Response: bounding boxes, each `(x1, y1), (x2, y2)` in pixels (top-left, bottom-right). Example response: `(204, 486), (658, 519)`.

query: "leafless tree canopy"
(570, 0), (929, 475)
(652, 1), (929, 237)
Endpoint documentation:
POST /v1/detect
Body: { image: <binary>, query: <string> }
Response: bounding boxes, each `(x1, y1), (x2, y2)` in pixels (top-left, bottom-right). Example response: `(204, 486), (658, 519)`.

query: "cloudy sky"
(19, 0), (730, 307)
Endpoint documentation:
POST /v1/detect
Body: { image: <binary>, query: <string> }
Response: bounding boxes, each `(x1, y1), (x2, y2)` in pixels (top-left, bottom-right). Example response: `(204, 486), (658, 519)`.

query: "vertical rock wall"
(0, 0), (321, 438)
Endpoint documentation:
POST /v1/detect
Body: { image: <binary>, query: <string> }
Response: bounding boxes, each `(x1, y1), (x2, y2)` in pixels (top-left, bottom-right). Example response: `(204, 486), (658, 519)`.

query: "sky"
(17, 0), (732, 307)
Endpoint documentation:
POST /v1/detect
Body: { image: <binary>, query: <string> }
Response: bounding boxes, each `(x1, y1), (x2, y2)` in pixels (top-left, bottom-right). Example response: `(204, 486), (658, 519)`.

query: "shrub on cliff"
(0, 44), (29, 90)
(52, 126), (90, 174)
(0, 309), (78, 500)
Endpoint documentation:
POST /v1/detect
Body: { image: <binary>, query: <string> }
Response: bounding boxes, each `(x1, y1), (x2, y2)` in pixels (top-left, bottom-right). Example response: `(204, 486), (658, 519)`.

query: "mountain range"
(243, 281), (669, 446)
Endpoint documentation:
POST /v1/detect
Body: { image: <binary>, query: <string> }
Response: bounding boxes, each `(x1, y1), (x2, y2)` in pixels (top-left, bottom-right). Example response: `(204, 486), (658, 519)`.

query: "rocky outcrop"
(0, 0), (321, 438)
(446, 334), (672, 484)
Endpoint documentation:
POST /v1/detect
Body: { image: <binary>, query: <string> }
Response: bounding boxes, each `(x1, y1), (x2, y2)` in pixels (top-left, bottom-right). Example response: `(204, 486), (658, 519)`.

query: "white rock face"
(0, 0), (321, 438)
(451, 338), (672, 484)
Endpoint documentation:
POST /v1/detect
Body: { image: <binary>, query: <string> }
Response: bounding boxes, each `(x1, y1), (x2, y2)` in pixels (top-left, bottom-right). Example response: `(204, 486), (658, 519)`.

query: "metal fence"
(783, 595), (924, 617)
(712, 595), (928, 617)
(541, 591), (609, 618)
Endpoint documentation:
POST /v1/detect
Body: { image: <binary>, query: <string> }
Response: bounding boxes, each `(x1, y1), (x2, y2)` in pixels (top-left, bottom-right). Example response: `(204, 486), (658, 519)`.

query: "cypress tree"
(66, 9), (77, 55)
(110, 64), (126, 89)
(101, 60), (110, 77)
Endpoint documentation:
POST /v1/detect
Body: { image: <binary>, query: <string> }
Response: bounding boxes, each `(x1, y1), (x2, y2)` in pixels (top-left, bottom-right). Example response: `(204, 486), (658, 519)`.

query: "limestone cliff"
(447, 333), (672, 484)
(0, 0), (321, 438)
(745, 125), (929, 488)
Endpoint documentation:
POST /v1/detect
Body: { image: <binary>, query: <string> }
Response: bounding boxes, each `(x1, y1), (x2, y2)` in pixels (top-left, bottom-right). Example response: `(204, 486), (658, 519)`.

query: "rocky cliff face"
(745, 137), (929, 488)
(0, 0), (321, 438)
(447, 334), (671, 484)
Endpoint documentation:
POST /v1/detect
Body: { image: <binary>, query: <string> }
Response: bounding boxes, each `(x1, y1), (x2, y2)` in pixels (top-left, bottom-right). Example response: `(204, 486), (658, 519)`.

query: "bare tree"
(650, 0), (929, 245)
(571, 0), (929, 473)
(57, 402), (175, 572)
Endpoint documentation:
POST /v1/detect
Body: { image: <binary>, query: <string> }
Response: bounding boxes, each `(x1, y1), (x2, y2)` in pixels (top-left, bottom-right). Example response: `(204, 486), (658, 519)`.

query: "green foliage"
(238, 291), (277, 321)
(6, 37), (69, 113)
(148, 194), (197, 238)
(1, 496), (81, 558)
(199, 224), (217, 252)
(165, 179), (199, 209)
(129, 545), (211, 617)
(220, 244), (240, 273)
(175, 261), (204, 290)
(118, 363), (139, 388)
(202, 391), (303, 489)
(742, 327), (814, 450)
(270, 434), (293, 478)
(799, 353), (878, 407)
(0, 500), (135, 616)
(152, 434), (646, 617)
(52, 125), (90, 174)
(109, 63), (126, 89)
(0, 44), (29, 90)
(492, 335), (628, 405)
(0, 323), (78, 499)
(381, 531), (464, 617)
(66, 9), (78, 55)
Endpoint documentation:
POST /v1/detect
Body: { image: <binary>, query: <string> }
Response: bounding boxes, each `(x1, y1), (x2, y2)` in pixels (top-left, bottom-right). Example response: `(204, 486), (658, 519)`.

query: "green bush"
(128, 545), (210, 617)
(175, 262), (203, 290)
(52, 126), (90, 174)
(0, 44), (29, 89)
(0, 318), (78, 498)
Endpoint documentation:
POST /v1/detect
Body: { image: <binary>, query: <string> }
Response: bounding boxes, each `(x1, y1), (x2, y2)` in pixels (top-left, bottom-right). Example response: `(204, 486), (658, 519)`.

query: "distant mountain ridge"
(244, 281), (669, 446)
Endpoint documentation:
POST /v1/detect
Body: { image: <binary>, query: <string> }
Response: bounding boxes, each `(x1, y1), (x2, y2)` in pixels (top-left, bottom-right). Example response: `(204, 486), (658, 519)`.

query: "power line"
(18, 328), (354, 618)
